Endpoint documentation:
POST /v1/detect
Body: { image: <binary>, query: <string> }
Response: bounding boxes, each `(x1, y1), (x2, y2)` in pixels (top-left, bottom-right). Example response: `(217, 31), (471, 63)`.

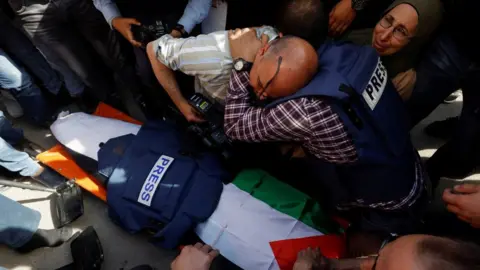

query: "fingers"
(124, 22), (142, 47)
(443, 188), (462, 205)
(457, 214), (471, 223)
(130, 39), (143, 47)
(193, 243), (219, 260)
(189, 114), (205, 123)
(209, 249), (220, 259)
(329, 21), (347, 37)
(446, 204), (471, 218)
(200, 243), (213, 253)
(454, 183), (480, 194)
(329, 9), (336, 27)
(128, 34), (142, 47)
(126, 18), (141, 26)
(260, 34), (269, 45)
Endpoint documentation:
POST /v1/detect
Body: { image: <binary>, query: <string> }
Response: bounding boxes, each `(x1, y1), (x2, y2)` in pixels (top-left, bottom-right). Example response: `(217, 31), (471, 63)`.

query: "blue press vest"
(267, 42), (419, 206)
(98, 121), (228, 248)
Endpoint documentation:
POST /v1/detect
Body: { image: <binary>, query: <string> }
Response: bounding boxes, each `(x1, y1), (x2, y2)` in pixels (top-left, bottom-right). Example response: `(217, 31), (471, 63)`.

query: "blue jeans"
(0, 110), (41, 176)
(0, 12), (64, 95)
(0, 111), (41, 249)
(0, 194), (41, 249)
(0, 48), (52, 124)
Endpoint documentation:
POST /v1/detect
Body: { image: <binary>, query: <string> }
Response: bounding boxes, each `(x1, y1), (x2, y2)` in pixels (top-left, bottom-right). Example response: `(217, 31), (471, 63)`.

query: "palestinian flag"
(38, 104), (346, 270)
(195, 170), (345, 270)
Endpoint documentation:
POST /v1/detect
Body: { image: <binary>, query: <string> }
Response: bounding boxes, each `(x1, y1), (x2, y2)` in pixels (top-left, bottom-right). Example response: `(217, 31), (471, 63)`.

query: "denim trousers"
(0, 136), (40, 250)
(8, 0), (118, 99)
(0, 47), (53, 124)
(0, 11), (64, 95)
(0, 194), (41, 249)
(0, 110), (42, 249)
(0, 104), (44, 253)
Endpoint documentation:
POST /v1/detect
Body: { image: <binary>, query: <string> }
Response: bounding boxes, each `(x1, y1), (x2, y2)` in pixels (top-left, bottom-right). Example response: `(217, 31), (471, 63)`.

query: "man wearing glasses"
(224, 38), (429, 255)
(292, 234), (480, 270)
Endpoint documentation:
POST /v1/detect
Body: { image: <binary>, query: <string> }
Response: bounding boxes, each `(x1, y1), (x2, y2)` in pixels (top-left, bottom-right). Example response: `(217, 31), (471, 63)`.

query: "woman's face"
(372, 4), (418, 56)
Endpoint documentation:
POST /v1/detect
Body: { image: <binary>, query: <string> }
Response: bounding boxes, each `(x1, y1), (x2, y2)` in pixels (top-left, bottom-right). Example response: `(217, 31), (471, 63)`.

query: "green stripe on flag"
(233, 169), (342, 234)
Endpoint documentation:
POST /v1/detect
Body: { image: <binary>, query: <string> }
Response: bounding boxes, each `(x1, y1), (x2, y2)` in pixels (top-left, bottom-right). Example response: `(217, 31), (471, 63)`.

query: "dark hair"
(417, 237), (480, 270)
(275, 0), (328, 49)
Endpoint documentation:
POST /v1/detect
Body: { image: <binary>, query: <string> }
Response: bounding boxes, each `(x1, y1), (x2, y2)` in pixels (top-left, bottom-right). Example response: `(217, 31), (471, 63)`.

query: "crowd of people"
(1, 0), (480, 269)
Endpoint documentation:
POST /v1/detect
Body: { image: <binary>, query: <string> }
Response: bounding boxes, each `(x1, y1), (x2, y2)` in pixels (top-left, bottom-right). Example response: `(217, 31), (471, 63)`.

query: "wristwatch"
(233, 58), (253, 72)
(174, 24), (188, 38)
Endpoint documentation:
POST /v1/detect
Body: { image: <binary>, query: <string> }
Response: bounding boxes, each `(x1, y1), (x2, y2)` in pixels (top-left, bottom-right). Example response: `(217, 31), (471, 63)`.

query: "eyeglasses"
(378, 15), (411, 41)
(372, 234), (398, 270)
(256, 56), (283, 99)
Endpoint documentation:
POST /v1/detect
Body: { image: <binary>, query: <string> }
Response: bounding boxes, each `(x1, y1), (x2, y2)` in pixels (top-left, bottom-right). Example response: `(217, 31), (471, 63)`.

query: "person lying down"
(50, 112), (344, 270)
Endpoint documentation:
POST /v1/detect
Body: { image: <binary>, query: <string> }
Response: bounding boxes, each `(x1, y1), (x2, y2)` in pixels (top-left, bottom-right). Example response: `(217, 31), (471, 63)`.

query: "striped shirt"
(152, 27), (278, 105)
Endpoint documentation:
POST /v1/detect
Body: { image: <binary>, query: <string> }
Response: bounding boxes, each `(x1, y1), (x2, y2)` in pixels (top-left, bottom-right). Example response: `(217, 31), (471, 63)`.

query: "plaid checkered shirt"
(224, 70), (358, 164)
(224, 70), (425, 211)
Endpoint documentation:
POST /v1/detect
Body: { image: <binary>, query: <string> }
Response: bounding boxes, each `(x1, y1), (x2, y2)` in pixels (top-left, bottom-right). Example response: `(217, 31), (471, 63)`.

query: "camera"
(131, 20), (167, 46)
(187, 94), (233, 159)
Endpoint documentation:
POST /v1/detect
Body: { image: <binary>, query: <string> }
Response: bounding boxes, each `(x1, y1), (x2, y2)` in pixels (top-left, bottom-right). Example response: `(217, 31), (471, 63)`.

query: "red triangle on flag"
(270, 234), (346, 270)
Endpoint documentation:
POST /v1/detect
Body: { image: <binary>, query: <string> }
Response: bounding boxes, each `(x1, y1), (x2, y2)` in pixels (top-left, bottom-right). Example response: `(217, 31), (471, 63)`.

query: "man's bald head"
(249, 36), (318, 101)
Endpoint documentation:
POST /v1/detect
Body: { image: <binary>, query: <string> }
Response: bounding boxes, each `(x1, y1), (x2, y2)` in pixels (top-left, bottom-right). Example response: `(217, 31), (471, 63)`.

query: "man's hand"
(228, 28), (268, 62)
(443, 184), (480, 228)
(293, 247), (331, 270)
(392, 69), (416, 101)
(112, 17), (142, 47)
(170, 29), (183, 38)
(329, 0), (357, 37)
(171, 243), (219, 270)
(178, 101), (205, 123)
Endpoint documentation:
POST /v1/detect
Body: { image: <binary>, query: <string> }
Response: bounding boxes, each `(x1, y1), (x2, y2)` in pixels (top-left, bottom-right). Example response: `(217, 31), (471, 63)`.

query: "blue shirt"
(93, 0), (212, 33)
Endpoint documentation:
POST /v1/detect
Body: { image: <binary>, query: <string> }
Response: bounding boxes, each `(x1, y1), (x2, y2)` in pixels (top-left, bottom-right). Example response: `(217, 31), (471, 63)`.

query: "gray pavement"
(0, 95), (477, 270)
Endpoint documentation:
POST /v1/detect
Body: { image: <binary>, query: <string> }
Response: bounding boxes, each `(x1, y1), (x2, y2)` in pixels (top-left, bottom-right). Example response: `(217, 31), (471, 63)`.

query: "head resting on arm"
(249, 36), (318, 101)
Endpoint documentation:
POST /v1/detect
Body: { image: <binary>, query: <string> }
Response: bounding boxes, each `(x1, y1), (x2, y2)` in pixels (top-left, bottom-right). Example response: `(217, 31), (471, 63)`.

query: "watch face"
(234, 60), (244, 71)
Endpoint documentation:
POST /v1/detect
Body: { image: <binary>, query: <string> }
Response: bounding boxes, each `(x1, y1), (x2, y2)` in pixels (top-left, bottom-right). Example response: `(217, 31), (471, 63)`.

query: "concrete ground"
(0, 94), (477, 270)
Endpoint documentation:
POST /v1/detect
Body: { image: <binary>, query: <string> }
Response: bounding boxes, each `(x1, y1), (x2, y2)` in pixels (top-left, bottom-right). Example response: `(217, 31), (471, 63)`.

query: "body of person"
(223, 35), (429, 254)
(146, 26), (279, 122)
(93, 0), (212, 98)
(0, 193), (74, 253)
(7, 0), (147, 121)
(0, 48), (53, 124)
(0, 111), (76, 253)
(407, 0), (480, 184)
(293, 235), (480, 270)
(339, 0), (443, 101)
(326, 0), (395, 37)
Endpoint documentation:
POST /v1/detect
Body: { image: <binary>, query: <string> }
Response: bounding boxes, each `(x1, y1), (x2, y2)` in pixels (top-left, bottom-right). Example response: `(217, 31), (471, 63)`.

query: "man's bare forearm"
(146, 42), (186, 108)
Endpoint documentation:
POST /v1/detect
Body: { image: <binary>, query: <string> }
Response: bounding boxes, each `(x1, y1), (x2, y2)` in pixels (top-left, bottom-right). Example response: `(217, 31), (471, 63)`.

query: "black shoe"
(16, 227), (74, 253)
(32, 166), (68, 188)
(424, 117), (459, 140)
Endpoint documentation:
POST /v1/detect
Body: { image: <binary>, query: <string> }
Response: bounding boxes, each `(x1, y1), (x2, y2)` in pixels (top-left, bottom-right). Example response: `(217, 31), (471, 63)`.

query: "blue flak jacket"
(267, 41), (419, 207)
(98, 121), (227, 249)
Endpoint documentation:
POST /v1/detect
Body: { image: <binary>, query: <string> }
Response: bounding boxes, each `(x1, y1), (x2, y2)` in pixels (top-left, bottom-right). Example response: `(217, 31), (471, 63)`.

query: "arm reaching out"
(146, 41), (204, 122)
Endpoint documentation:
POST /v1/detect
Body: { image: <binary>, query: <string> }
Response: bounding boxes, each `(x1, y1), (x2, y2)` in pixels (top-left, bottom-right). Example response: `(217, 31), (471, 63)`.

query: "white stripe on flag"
(195, 184), (322, 270)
